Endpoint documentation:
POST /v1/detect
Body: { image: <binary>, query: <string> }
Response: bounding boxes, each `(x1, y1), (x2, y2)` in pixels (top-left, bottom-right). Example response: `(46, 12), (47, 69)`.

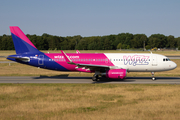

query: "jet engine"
(105, 69), (126, 79)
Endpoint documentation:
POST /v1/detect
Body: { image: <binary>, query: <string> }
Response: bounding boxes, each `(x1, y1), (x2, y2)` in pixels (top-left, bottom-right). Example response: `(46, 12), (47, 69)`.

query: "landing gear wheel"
(152, 77), (156, 81)
(92, 74), (98, 81)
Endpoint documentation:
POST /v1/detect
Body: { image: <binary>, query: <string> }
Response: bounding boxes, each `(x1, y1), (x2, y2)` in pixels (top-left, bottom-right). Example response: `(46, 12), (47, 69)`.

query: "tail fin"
(10, 26), (40, 54)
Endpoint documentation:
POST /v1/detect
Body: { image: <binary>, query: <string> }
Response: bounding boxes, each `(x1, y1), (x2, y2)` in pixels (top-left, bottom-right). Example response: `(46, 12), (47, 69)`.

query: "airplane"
(7, 26), (177, 81)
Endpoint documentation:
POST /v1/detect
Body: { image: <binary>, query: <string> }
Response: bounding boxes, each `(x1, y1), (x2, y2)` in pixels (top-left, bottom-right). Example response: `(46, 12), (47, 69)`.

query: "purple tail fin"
(10, 26), (40, 54)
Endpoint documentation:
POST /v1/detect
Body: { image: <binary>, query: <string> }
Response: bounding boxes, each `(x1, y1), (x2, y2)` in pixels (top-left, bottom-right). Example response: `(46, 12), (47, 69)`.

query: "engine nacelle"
(105, 69), (126, 79)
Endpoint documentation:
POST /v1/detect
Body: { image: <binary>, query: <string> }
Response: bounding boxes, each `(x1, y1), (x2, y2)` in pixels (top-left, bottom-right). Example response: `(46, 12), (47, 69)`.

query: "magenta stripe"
(45, 53), (114, 71)
(10, 26), (37, 49)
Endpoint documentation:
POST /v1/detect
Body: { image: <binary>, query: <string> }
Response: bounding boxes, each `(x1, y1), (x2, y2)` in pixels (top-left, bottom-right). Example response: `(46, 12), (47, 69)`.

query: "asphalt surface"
(0, 61), (16, 63)
(0, 76), (180, 84)
(167, 56), (180, 59)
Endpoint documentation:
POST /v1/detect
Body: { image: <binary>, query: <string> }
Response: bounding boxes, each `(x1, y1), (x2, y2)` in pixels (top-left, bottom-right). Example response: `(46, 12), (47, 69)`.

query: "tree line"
(0, 33), (180, 50)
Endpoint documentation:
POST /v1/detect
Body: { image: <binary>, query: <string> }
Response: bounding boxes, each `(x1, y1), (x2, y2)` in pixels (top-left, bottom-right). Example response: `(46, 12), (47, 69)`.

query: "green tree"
(76, 39), (88, 50)
(103, 37), (112, 50)
(167, 35), (175, 48)
(148, 34), (167, 48)
(131, 34), (147, 48)
(117, 43), (122, 50)
(175, 37), (180, 50)
(114, 33), (133, 49)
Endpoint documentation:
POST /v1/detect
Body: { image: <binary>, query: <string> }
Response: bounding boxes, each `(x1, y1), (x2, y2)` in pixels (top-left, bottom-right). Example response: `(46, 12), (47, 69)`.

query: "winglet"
(76, 50), (80, 53)
(61, 50), (75, 65)
(60, 50), (71, 62)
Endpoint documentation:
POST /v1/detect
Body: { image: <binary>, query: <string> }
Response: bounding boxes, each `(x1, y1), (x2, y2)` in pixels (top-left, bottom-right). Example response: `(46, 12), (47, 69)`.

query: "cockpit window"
(163, 58), (171, 61)
(167, 58), (171, 61)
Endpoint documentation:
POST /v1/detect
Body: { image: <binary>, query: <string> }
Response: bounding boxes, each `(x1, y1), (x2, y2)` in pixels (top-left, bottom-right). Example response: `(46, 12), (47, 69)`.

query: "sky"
(1, 0), (180, 37)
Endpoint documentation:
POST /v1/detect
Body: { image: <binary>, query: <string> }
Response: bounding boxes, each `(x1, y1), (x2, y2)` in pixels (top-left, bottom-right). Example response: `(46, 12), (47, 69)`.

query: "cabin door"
(152, 55), (157, 66)
(38, 55), (44, 65)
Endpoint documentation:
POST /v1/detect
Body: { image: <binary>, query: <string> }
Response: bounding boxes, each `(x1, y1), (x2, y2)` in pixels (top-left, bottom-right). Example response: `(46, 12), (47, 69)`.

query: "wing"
(61, 50), (117, 72)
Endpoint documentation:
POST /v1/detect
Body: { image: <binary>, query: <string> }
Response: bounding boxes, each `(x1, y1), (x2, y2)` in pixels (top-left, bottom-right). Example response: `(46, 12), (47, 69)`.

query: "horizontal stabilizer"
(7, 56), (30, 62)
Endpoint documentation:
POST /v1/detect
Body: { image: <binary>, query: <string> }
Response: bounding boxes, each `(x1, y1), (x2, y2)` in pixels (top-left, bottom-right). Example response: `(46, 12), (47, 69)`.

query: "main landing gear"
(151, 72), (156, 81)
(92, 74), (99, 81)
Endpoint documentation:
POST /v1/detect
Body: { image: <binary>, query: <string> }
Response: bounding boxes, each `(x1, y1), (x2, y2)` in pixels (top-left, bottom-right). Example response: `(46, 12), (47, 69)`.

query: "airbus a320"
(7, 26), (177, 81)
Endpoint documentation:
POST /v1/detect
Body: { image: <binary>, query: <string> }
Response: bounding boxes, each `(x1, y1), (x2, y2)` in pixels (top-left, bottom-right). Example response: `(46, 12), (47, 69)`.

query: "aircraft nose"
(172, 62), (177, 69)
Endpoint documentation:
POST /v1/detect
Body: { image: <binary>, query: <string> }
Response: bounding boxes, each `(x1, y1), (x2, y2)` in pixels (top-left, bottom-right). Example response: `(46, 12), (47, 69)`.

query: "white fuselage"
(105, 53), (177, 72)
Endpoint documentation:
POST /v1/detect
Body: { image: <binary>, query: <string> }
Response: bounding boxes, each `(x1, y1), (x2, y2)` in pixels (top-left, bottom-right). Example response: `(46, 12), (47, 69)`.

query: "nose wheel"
(151, 72), (156, 81)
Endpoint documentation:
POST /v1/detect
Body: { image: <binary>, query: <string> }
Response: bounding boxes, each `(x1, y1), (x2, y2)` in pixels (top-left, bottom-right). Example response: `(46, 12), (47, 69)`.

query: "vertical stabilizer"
(10, 26), (40, 54)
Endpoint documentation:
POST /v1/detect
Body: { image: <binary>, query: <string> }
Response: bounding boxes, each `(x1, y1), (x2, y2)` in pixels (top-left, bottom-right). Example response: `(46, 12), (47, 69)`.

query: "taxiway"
(0, 76), (180, 84)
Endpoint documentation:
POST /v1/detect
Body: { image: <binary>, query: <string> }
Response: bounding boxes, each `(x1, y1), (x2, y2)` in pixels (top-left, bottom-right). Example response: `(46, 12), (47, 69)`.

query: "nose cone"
(171, 62), (177, 69)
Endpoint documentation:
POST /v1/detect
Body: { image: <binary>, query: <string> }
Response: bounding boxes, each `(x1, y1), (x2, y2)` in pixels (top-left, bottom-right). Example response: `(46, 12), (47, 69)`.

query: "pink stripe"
(45, 53), (114, 71)
(9, 26), (37, 48)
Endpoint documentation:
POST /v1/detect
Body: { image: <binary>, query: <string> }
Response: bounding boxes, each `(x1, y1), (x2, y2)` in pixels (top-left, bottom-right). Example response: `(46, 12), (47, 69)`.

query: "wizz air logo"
(123, 55), (149, 66)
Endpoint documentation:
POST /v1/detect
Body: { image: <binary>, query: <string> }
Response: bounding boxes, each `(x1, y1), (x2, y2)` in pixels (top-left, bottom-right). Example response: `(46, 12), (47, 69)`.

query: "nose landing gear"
(151, 72), (156, 81)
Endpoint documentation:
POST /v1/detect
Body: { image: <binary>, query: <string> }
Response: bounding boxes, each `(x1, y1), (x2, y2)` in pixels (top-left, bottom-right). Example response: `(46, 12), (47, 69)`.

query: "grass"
(0, 84), (180, 119)
(1, 50), (180, 56)
(0, 50), (180, 119)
